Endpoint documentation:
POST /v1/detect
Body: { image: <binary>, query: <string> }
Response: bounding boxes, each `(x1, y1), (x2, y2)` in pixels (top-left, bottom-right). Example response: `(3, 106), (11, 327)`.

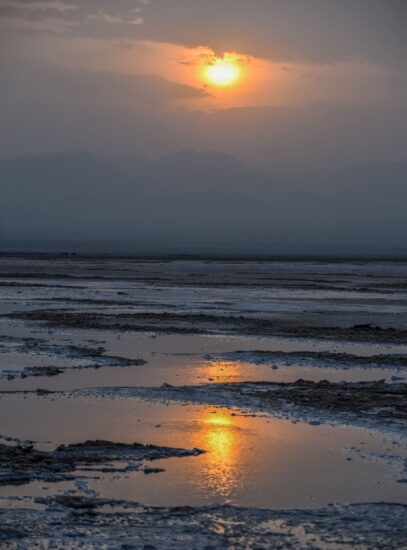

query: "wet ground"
(0, 254), (406, 548)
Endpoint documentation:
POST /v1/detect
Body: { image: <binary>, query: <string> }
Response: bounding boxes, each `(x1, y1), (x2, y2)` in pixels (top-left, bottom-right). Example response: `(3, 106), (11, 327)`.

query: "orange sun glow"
(204, 54), (242, 87)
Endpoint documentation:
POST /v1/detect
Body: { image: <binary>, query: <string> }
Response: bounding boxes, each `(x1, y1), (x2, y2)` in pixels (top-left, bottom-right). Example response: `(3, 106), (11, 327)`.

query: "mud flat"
(6, 309), (407, 342)
(1, 498), (406, 549)
(0, 440), (204, 486)
(1, 255), (407, 547)
(0, 334), (146, 381)
(52, 379), (406, 434)
(209, 349), (407, 369)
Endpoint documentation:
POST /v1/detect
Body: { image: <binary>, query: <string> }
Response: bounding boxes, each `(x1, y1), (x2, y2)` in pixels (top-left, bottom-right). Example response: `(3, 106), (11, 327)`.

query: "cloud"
(2, 27), (403, 113)
(0, 14), (77, 33)
(0, 61), (208, 109)
(0, 0), (147, 37)
(1, 60), (405, 168)
(0, 1), (78, 13)
(1, 1), (405, 69)
(1, 1), (405, 169)
(137, 0), (407, 68)
(0, 0), (80, 34)
(100, 14), (143, 25)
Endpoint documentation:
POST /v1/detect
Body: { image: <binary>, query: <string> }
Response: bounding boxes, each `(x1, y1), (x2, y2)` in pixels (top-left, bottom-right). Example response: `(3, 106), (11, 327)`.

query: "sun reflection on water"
(195, 409), (245, 500)
(202, 360), (241, 383)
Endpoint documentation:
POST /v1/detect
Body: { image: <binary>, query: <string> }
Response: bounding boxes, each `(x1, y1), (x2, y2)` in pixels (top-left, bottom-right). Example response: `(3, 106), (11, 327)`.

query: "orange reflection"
(194, 409), (244, 499)
(202, 360), (239, 383)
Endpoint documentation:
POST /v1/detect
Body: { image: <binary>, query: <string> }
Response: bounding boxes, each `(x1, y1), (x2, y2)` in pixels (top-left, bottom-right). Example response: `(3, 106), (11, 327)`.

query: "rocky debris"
(0, 440), (205, 486)
(6, 309), (407, 342)
(209, 350), (407, 370)
(0, 497), (406, 549)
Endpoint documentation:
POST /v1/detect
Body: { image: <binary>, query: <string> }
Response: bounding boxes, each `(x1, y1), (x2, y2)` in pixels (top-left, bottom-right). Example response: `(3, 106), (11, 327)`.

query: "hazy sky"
(1, 0), (406, 165)
(1, 1), (406, 253)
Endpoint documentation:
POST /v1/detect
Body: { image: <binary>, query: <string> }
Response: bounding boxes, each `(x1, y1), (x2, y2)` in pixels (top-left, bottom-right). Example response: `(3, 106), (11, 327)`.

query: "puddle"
(1, 330), (406, 394)
(0, 394), (405, 509)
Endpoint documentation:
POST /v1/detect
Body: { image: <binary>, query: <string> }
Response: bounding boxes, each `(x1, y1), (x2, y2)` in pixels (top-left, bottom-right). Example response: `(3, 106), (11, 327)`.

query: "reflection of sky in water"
(202, 360), (242, 383)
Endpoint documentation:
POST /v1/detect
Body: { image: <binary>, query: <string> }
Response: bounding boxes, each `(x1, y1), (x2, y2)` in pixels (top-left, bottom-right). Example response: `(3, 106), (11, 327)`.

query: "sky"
(0, 1), (406, 253)
(1, 0), (406, 166)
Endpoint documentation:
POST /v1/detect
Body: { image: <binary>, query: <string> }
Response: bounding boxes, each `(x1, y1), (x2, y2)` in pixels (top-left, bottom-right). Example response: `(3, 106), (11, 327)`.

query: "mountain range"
(0, 150), (405, 254)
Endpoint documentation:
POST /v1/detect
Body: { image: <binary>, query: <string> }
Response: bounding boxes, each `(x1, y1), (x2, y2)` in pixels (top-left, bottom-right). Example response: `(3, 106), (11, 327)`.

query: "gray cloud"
(0, 0), (146, 32)
(0, 61), (208, 109)
(1, 0), (405, 67)
(142, 0), (407, 67)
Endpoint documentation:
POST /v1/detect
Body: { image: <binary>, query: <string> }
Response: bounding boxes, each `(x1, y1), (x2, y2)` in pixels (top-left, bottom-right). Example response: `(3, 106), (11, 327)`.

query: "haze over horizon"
(1, 0), (406, 255)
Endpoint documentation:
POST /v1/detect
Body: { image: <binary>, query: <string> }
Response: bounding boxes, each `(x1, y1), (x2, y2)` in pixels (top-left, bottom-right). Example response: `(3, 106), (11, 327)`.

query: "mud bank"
(209, 350), (407, 369)
(0, 440), (204, 486)
(1, 497), (406, 549)
(0, 335), (146, 380)
(6, 309), (407, 343)
(63, 380), (407, 433)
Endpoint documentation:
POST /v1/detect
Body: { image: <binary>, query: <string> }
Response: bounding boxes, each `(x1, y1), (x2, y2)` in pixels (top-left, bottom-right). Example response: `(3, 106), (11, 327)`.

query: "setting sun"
(204, 55), (241, 87)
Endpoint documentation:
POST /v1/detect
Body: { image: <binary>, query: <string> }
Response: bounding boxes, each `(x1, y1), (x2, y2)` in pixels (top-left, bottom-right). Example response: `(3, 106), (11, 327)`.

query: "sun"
(204, 55), (241, 87)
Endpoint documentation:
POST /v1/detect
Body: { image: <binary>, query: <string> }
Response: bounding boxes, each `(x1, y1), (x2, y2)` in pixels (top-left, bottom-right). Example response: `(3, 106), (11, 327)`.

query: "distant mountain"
(103, 153), (151, 180)
(154, 149), (250, 176)
(0, 150), (406, 252)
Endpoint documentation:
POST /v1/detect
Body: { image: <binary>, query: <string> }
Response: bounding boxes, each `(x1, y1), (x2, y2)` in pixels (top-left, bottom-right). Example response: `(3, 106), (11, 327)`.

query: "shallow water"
(1, 331), (405, 393)
(0, 394), (405, 508)
(0, 256), (406, 513)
